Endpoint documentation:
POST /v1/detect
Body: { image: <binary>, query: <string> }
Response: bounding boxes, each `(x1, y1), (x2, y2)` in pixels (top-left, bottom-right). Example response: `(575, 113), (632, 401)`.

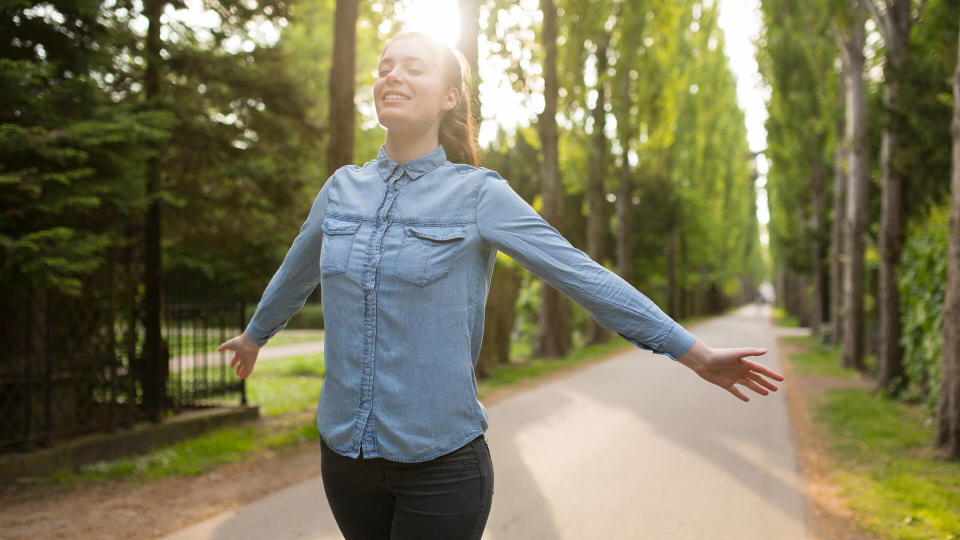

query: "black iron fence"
(0, 251), (248, 453)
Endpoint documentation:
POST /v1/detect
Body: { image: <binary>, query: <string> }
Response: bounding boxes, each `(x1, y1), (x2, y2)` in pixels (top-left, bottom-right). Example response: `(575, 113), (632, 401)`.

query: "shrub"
(897, 204), (948, 412)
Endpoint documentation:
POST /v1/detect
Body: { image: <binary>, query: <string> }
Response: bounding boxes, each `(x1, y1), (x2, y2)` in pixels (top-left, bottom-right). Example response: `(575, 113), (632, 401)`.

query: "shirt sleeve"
(244, 176), (333, 347)
(475, 168), (697, 361)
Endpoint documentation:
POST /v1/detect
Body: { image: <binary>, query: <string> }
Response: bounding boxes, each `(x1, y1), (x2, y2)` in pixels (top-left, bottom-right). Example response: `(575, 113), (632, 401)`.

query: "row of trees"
(418, 0), (764, 370)
(3, 0), (761, 426)
(757, 0), (960, 458)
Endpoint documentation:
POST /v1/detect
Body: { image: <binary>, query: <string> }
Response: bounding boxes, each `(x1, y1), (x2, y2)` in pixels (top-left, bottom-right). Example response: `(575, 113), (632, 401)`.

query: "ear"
(442, 86), (460, 113)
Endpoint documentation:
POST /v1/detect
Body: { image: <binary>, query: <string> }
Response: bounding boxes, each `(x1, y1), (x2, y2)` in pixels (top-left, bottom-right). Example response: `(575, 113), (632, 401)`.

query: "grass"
(772, 306), (800, 328)
(47, 416), (318, 485)
(39, 328), (669, 487)
(786, 337), (960, 540)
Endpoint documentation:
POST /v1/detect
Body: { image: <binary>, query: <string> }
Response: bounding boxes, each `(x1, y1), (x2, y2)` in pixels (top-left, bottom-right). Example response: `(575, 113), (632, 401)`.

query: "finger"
(745, 371), (779, 392)
(230, 354), (240, 368)
(738, 347), (767, 358)
(746, 360), (785, 381)
(726, 385), (749, 402)
(217, 342), (228, 352)
(738, 377), (769, 396)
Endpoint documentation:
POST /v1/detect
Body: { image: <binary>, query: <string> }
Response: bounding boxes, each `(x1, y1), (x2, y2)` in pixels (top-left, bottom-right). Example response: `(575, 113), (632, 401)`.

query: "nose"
(384, 68), (402, 84)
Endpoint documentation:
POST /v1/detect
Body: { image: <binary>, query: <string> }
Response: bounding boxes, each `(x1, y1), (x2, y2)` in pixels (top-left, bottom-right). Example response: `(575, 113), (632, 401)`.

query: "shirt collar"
(376, 143), (448, 182)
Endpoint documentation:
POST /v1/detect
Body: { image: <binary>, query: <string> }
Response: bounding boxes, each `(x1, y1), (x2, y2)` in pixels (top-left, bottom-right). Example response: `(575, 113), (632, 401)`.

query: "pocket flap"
(405, 225), (466, 242)
(322, 217), (362, 235)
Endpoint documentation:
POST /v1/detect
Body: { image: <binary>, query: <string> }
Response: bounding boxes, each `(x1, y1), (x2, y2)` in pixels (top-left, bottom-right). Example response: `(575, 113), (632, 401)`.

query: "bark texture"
(867, 0), (913, 393)
(838, 2), (867, 371)
(937, 13), (960, 459)
(830, 95), (847, 345)
(142, 0), (168, 420)
(456, 0), (481, 127)
(536, 0), (572, 358)
(586, 36), (610, 345)
(326, 0), (358, 176)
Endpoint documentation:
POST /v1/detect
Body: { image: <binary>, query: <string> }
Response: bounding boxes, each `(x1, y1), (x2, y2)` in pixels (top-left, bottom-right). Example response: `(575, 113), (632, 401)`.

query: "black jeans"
(319, 434), (494, 540)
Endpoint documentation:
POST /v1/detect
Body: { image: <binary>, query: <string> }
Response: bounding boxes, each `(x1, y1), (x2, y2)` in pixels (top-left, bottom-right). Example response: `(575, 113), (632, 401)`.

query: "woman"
(218, 31), (784, 540)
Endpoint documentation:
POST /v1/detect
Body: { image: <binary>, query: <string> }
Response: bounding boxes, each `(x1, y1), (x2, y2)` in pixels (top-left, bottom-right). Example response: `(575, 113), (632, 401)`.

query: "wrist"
(677, 339), (712, 371)
(240, 331), (262, 351)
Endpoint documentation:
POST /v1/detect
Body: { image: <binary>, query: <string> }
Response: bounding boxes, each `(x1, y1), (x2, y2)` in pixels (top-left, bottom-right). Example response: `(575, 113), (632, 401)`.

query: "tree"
(535, 0), (573, 358)
(327, 0), (359, 176)
(838, 0), (869, 371)
(831, 77), (847, 345)
(938, 6), (960, 459)
(864, 0), (930, 393)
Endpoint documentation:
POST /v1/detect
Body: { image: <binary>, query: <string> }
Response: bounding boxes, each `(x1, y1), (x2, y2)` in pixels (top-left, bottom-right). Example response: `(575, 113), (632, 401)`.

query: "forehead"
(380, 38), (436, 64)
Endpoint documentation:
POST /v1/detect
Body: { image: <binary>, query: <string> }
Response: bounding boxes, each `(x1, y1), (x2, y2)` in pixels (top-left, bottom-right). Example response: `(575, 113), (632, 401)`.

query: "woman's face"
(374, 37), (459, 134)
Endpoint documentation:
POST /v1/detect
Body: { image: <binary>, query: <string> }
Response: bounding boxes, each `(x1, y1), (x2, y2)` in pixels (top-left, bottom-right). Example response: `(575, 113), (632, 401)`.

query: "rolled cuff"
(618, 322), (697, 361)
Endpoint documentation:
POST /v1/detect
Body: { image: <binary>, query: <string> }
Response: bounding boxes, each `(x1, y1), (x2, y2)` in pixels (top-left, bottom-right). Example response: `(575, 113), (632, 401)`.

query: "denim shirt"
(244, 143), (697, 462)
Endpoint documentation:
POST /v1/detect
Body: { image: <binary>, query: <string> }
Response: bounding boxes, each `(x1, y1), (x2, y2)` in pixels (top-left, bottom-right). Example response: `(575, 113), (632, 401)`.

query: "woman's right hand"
(217, 331), (262, 379)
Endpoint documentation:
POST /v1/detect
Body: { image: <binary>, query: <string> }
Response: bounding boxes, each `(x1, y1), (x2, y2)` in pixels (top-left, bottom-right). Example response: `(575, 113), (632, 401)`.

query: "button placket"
(353, 169), (405, 456)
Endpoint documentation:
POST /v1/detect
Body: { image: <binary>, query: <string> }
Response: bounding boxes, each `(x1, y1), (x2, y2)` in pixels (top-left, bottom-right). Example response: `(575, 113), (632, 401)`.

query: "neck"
(384, 125), (441, 164)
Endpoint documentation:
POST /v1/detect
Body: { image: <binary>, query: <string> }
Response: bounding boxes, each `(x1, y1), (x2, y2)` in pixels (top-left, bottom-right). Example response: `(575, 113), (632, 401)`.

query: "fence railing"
(0, 287), (247, 453)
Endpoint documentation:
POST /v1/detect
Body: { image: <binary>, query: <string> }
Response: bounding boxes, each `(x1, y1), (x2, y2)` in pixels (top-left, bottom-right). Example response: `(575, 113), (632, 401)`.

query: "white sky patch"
(716, 0), (767, 154)
(394, 0), (461, 47)
(717, 0), (770, 235)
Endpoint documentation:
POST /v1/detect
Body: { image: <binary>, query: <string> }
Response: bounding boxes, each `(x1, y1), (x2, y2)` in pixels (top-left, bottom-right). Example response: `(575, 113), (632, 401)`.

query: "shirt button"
(366, 330), (374, 338)
(365, 293), (373, 302)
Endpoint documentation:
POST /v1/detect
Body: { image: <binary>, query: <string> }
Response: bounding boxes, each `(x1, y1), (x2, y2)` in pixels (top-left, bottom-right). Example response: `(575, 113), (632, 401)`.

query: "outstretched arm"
(218, 177), (333, 378)
(475, 169), (783, 400)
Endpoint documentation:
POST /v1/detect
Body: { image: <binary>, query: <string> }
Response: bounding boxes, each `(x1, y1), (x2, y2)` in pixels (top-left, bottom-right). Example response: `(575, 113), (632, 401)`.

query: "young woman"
(217, 31), (784, 540)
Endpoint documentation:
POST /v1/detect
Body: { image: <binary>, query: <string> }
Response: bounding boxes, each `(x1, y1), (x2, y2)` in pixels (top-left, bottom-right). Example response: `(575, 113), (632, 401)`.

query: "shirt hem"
(320, 428), (486, 463)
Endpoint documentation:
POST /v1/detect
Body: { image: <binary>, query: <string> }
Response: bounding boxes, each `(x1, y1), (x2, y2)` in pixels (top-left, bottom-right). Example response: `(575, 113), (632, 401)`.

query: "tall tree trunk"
(535, 0), (571, 358)
(457, 0), (481, 127)
(809, 159), (827, 335)
(142, 0), (168, 422)
(869, 0), (912, 393)
(476, 262), (522, 378)
(327, 0), (358, 176)
(586, 36), (610, 345)
(830, 92), (847, 345)
(839, 2), (867, 372)
(937, 13), (960, 460)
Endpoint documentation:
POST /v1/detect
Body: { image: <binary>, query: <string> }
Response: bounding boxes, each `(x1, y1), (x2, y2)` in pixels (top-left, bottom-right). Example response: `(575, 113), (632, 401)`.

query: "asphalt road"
(164, 304), (808, 540)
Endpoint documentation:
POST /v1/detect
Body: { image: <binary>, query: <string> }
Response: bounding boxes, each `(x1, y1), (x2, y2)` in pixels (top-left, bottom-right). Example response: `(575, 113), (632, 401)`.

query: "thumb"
(217, 341), (230, 352)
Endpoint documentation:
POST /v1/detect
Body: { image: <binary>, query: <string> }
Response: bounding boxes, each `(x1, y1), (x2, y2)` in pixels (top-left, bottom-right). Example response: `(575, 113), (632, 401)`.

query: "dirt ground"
(776, 337), (880, 540)
(0, 340), (874, 540)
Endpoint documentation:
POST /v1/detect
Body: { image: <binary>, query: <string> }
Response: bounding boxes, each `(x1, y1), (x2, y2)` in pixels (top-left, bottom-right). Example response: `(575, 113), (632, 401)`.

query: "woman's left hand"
(677, 340), (784, 402)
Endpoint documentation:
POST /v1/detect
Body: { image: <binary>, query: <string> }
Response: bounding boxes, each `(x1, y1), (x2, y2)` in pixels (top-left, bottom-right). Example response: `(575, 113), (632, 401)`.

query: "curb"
(0, 405), (260, 483)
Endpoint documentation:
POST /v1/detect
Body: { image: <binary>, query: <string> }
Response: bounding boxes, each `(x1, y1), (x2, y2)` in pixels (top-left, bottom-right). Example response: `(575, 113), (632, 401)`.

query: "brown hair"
(381, 31), (482, 167)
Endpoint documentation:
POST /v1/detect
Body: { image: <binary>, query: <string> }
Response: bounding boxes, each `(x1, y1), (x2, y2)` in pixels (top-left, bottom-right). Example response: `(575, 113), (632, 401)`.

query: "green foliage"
(47, 416), (318, 484)
(783, 335), (861, 379)
(898, 204), (948, 411)
(283, 302), (326, 330)
(786, 337), (960, 539)
(817, 388), (960, 539)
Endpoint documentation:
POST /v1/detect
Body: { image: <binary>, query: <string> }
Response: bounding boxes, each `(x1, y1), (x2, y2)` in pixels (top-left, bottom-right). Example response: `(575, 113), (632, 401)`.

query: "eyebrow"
(379, 55), (428, 66)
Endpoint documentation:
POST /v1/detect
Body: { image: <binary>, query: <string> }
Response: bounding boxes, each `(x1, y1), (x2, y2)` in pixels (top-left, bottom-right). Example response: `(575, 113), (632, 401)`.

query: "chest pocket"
(320, 216), (362, 278)
(393, 224), (466, 287)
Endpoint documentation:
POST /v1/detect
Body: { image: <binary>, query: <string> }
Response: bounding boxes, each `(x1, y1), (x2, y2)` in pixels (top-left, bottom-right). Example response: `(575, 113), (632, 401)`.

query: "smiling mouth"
(383, 93), (410, 103)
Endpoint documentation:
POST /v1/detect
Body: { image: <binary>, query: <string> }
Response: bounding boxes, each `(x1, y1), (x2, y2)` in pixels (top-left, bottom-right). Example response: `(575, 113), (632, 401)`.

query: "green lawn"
(786, 336), (960, 540)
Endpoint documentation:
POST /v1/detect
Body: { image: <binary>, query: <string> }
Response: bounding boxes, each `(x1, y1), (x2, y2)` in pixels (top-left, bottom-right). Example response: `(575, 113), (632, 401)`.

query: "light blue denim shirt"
(244, 143), (697, 462)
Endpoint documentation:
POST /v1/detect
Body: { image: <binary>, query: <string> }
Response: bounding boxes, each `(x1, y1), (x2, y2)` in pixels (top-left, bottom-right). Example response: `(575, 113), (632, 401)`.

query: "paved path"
(164, 304), (809, 539)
